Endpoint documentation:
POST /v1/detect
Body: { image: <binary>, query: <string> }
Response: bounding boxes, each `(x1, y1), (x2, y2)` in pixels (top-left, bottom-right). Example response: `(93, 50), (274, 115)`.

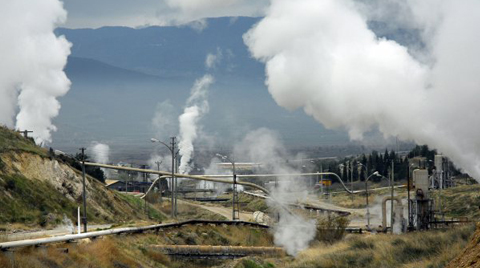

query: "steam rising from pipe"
(178, 51), (221, 174)
(244, 0), (480, 178)
(178, 75), (214, 174)
(0, 0), (71, 144)
(234, 128), (316, 256)
(90, 142), (110, 177)
(90, 143), (110, 165)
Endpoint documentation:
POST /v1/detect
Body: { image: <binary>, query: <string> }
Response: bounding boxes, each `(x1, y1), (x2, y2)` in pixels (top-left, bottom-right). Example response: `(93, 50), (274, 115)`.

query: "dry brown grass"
(8, 237), (143, 268)
(287, 224), (475, 268)
(330, 187), (408, 209)
(0, 252), (10, 267)
(158, 200), (227, 222)
(0, 223), (274, 268)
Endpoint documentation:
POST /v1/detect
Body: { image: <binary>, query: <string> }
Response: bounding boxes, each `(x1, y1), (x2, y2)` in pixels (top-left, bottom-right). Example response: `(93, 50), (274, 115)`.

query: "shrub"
(315, 216), (350, 243)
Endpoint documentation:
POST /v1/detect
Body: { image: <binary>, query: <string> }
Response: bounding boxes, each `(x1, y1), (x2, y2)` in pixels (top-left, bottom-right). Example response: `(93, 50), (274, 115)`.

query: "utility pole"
(150, 137), (177, 219)
(17, 130), (33, 139)
(350, 161), (354, 201)
(126, 172), (130, 193)
(390, 160), (394, 234)
(407, 162), (413, 230)
(170, 137), (176, 218)
(156, 161), (162, 202)
(232, 160), (238, 220)
(216, 153), (239, 220)
(80, 147), (88, 233)
(407, 164), (412, 230)
(174, 149), (179, 217)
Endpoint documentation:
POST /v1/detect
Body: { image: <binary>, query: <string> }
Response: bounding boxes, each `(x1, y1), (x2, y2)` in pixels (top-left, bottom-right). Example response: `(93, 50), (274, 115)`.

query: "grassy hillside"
(0, 126), (166, 228)
(447, 223), (480, 268)
(0, 127), (46, 157)
(431, 184), (480, 221)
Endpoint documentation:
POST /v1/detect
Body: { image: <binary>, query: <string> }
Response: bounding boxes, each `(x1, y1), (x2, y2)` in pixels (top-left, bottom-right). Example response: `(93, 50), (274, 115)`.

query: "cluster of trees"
(317, 145), (460, 183)
(54, 151), (105, 183)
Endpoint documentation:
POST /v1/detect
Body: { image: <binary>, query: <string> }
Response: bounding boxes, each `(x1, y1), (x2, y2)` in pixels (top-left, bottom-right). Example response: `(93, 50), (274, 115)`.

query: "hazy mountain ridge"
(56, 17), (264, 79)
(52, 17), (352, 158)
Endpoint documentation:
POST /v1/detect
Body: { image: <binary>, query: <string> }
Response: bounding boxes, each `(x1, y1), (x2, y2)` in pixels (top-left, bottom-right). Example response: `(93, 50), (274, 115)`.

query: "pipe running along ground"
(84, 162), (270, 194)
(85, 163), (353, 195)
(205, 172), (354, 194)
(140, 175), (169, 199)
(85, 163), (353, 222)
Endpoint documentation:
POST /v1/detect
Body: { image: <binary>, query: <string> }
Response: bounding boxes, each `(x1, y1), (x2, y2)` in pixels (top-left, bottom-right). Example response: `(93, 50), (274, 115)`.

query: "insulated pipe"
(87, 162), (354, 195)
(84, 162), (270, 194)
(150, 245), (284, 256)
(0, 220), (268, 250)
(0, 223), (164, 250)
(140, 176), (169, 199)
(205, 172), (354, 194)
(382, 196), (403, 230)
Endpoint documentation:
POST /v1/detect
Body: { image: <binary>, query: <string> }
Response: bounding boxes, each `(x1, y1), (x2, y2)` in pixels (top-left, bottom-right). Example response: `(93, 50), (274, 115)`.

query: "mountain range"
(51, 17), (351, 161)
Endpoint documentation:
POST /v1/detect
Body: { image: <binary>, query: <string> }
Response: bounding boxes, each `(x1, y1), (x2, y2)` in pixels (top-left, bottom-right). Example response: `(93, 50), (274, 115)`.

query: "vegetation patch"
(291, 225), (475, 268)
(315, 216), (350, 244)
(0, 126), (47, 157)
(0, 173), (77, 226)
(4, 224), (275, 268)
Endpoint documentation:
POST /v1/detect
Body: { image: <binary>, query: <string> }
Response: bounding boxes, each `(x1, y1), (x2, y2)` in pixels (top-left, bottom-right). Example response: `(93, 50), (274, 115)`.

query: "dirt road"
(178, 199), (253, 221)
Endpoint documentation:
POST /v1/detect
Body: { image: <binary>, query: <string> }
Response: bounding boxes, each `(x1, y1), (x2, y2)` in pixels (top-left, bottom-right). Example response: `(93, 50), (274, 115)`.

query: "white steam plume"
(90, 143), (110, 164)
(205, 48), (223, 69)
(244, 0), (480, 178)
(151, 100), (177, 140)
(0, 0), (71, 144)
(178, 74), (214, 174)
(234, 128), (316, 256)
(201, 157), (230, 195)
(90, 142), (110, 178)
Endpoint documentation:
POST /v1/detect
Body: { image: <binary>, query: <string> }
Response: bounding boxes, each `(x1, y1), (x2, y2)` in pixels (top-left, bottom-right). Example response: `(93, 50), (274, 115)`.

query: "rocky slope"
(0, 126), (163, 228)
(447, 223), (480, 268)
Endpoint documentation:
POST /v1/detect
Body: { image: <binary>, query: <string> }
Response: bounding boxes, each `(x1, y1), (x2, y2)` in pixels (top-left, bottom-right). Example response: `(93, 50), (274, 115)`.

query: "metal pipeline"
(0, 220), (268, 250)
(140, 175), (169, 199)
(0, 223), (163, 250)
(205, 172), (354, 194)
(84, 162), (270, 194)
(86, 162), (353, 195)
(150, 245), (284, 257)
(382, 196), (403, 230)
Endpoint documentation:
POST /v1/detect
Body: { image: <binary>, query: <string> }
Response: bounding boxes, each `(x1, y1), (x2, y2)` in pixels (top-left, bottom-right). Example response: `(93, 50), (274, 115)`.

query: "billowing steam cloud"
(0, 0), (71, 144)
(90, 142), (110, 164)
(90, 142), (110, 177)
(244, 0), (480, 178)
(234, 128), (316, 255)
(178, 74), (214, 174)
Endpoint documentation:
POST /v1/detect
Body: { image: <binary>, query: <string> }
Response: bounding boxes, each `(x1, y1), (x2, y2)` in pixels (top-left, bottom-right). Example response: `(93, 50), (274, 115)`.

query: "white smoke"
(178, 52), (217, 174)
(90, 142), (110, 177)
(244, 0), (480, 179)
(151, 100), (177, 140)
(234, 128), (316, 256)
(148, 154), (171, 172)
(0, 0), (71, 144)
(200, 157), (230, 195)
(205, 48), (223, 69)
(90, 143), (110, 164)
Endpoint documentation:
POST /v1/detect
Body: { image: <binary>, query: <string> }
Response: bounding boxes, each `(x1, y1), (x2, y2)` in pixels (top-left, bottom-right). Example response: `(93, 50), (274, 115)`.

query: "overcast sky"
(62, 0), (269, 28)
